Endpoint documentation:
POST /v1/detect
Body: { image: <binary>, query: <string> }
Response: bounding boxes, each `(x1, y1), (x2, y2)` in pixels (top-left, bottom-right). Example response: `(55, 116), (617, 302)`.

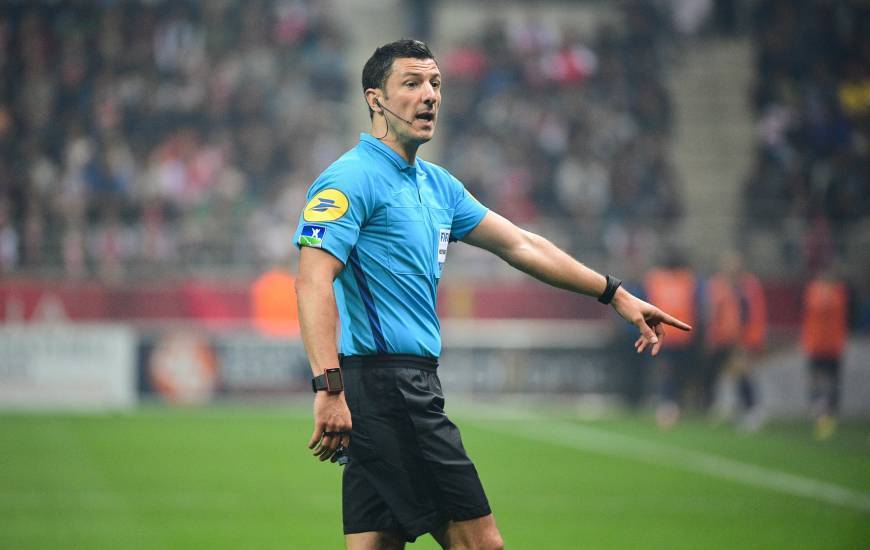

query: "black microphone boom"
(376, 99), (414, 126)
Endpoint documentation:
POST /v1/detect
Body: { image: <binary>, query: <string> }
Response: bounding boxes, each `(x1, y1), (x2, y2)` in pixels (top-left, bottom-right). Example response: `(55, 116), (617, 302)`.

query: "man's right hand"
(309, 391), (352, 462)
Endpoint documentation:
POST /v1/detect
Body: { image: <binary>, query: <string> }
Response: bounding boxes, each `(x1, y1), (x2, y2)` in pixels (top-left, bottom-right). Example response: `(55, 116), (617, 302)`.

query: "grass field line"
(469, 411), (870, 513)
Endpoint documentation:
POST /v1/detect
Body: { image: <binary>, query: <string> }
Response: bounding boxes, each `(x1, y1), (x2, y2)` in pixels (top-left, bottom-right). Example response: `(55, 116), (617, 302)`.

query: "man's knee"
(480, 530), (504, 550)
(438, 515), (504, 550)
(459, 531), (503, 550)
(345, 530), (406, 550)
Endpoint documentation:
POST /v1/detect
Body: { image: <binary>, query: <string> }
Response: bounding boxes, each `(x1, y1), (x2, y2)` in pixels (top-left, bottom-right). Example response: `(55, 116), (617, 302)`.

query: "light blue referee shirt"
(294, 133), (488, 357)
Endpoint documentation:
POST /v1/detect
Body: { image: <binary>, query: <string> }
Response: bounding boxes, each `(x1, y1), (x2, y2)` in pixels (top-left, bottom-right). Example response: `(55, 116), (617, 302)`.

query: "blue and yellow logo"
(303, 189), (349, 222)
(298, 224), (327, 248)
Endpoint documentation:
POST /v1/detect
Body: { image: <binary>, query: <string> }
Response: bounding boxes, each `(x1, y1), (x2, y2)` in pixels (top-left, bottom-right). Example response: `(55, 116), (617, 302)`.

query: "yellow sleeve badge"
(303, 189), (349, 222)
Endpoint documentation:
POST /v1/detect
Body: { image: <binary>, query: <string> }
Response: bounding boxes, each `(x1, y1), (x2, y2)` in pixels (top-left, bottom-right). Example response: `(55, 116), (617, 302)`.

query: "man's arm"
(463, 211), (691, 355)
(296, 246), (352, 462)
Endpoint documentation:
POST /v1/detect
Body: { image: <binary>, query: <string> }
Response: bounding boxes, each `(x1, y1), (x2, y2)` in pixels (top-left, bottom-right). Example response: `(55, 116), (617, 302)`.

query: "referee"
(294, 39), (691, 550)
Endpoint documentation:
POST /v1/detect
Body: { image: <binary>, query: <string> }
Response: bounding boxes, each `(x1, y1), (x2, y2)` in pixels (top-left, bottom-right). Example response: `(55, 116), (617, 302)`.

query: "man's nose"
(421, 83), (437, 104)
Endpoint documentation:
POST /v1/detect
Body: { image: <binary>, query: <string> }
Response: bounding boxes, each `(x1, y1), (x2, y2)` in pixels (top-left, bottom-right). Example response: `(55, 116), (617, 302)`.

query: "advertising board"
(0, 324), (136, 409)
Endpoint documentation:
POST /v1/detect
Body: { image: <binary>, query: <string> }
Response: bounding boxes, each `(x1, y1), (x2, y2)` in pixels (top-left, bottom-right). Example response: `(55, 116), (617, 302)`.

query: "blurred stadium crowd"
(0, 0), (867, 283)
(743, 0), (870, 273)
(440, 3), (682, 267)
(0, 1), (684, 282)
(0, 0), (351, 279)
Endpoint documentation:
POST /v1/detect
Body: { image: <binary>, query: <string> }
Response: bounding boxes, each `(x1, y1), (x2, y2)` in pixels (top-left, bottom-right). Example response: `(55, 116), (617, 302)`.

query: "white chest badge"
(438, 228), (450, 274)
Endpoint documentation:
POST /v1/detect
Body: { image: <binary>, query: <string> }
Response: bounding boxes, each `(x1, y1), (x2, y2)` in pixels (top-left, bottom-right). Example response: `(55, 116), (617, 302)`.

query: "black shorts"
(340, 354), (491, 542)
(809, 356), (841, 375)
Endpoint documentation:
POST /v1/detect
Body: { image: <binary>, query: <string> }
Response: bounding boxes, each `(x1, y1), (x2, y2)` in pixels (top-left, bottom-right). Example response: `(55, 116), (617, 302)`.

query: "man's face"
(380, 57), (441, 146)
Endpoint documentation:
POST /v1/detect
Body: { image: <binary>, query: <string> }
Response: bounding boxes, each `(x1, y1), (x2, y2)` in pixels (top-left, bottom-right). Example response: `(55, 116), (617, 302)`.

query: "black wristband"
(598, 275), (623, 305)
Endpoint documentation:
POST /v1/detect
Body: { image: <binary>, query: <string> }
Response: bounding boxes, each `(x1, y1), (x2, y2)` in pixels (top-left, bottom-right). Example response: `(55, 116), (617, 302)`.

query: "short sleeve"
(449, 175), (488, 241)
(293, 164), (374, 265)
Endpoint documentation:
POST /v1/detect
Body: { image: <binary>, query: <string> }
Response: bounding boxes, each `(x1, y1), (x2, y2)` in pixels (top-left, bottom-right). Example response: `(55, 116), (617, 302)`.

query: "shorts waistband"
(340, 354), (438, 370)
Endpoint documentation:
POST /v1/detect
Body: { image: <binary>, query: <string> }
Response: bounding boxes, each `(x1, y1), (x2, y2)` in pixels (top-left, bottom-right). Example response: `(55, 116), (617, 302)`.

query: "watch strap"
(311, 373), (328, 393)
(598, 275), (623, 305)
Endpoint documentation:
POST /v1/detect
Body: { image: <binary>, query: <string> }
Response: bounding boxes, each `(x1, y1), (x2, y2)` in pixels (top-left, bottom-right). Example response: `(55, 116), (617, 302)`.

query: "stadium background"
(0, 0), (868, 548)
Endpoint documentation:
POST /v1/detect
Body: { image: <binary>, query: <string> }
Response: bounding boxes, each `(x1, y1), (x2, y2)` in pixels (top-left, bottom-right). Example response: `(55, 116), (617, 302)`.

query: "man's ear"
(365, 89), (382, 113)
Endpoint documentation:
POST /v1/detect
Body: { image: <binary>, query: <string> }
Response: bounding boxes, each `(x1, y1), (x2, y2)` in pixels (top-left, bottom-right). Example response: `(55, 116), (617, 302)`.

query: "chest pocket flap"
(387, 206), (428, 275)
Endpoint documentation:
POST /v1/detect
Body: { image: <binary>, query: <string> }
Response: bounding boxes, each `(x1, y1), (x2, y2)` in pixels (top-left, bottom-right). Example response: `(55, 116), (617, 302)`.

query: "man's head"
(362, 39), (441, 147)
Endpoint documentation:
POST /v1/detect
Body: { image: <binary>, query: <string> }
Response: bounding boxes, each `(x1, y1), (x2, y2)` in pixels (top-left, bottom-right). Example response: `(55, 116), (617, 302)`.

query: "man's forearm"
(296, 278), (341, 374)
(503, 230), (607, 299)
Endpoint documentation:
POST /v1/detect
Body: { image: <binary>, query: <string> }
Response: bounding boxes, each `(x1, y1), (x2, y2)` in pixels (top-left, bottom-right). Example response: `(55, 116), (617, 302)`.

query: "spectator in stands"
(0, 197), (18, 272)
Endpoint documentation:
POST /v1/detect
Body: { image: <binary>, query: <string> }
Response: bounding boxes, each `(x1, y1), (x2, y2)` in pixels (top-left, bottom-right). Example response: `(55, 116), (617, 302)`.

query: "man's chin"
(408, 131), (434, 146)
(412, 118), (436, 136)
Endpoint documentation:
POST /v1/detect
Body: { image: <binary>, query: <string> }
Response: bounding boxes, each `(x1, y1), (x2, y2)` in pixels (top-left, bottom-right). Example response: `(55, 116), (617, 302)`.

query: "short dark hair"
(362, 39), (436, 118)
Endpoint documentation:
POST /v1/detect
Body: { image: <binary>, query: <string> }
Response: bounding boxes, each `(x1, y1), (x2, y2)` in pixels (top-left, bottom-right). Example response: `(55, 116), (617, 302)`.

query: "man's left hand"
(610, 287), (692, 356)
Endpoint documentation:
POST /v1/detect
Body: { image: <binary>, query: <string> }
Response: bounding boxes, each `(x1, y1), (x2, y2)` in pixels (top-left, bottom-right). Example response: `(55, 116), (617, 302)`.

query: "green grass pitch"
(1, 404), (868, 549)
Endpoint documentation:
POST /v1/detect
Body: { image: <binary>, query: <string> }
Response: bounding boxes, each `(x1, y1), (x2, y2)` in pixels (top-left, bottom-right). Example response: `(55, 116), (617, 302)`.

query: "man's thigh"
(431, 513), (504, 550)
(346, 530), (406, 550)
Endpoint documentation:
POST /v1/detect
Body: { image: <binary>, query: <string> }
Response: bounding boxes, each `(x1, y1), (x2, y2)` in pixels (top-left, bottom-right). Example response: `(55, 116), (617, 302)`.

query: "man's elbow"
(295, 263), (341, 295)
(294, 275), (306, 296)
(295, 270), (326, 295)
(503, 230), (539, 266)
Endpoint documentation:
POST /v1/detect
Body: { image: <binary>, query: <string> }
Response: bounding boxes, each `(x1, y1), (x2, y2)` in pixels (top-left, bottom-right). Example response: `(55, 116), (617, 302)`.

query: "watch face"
(325, 369), (343, 391)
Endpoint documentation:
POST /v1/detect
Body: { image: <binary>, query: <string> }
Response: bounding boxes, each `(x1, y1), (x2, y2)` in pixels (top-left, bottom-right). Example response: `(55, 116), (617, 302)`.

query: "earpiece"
(373, 97), (413, 126)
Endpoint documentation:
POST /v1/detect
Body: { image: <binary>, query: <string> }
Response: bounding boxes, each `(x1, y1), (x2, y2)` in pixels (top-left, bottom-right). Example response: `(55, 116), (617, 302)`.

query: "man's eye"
(405, 82), (417, 88)
(432, 81), (441, 88)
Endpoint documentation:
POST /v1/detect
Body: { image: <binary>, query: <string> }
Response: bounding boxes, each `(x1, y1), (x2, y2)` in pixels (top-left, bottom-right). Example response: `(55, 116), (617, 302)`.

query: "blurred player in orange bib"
(801, 264), (852, 440)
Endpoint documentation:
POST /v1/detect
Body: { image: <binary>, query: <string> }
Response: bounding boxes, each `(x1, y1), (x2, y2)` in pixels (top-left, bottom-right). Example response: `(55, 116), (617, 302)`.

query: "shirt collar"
(359, 133), (416, 172)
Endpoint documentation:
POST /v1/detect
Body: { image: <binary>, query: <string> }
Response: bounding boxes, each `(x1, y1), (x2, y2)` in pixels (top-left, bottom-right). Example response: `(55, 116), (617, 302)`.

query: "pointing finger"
(660, 312), (692, 331)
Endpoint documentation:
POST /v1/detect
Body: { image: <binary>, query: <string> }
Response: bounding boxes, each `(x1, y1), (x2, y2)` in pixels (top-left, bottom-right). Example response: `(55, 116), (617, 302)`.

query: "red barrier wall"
(0, 278), (805, 326)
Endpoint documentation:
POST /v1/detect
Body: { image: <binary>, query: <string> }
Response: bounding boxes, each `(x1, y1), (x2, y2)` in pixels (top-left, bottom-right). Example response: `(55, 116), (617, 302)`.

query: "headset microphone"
(376, 98), (415, 126)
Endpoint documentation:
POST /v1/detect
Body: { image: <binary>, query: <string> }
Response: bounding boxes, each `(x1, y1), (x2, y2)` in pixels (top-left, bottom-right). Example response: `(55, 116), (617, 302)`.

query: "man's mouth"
(415, 112), (435, 122)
